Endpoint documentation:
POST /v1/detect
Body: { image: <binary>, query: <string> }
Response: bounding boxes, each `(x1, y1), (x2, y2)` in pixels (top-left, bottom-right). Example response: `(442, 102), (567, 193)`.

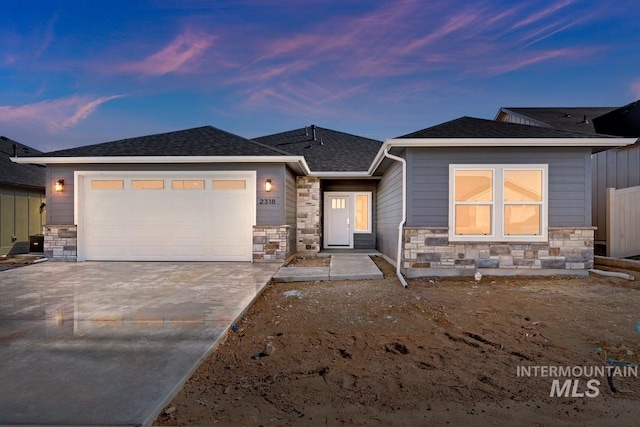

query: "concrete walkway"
(0, 261), (279, 426)
(272, 254), (383, 282)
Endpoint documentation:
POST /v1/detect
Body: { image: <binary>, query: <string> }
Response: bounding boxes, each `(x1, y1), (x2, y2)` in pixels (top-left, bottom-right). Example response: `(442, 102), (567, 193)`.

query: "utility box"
(29, 234), (44, 253)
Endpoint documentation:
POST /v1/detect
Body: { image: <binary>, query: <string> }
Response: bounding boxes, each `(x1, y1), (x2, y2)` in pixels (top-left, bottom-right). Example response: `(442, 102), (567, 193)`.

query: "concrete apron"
(0, 261), (279, 426)
(272, 254), (383, 282)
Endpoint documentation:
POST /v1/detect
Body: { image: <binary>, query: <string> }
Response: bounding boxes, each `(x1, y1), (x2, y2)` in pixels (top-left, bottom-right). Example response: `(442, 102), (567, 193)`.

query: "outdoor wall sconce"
(265, 179), (272, 192)
(54, 179), (65, 192)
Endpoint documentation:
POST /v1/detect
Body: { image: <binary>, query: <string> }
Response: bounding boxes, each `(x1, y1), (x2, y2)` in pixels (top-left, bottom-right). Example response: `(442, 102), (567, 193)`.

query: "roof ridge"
(255, 125), (382, 144)
(398, 116), (621, 139)
(200, 125), (294, 156)
(312, 125), (383, 143)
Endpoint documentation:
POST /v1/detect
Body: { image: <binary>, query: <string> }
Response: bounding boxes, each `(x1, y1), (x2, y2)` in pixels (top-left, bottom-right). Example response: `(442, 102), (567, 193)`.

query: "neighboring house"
(0, 136), (46, 256)
(12, 118), (634, 276)
(495, 101), (640, 249)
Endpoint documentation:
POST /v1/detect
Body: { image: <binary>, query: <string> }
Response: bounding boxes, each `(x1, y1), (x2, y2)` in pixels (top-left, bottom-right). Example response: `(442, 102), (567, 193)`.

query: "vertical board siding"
(376, 161), (403, 262)
(606, 186), (640, 258)
(47, 163), (288, 226)
(0, 185), (45, 255)
(593, 143), (640, 242)
(406, 147), (593, 228)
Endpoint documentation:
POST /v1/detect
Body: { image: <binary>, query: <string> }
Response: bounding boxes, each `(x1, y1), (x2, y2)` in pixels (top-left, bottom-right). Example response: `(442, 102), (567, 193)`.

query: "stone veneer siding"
(253, 225), (290, 263)
(296, 176), (321, 254)
(43, 225), (77, 261)
(402, 227), (595, 274)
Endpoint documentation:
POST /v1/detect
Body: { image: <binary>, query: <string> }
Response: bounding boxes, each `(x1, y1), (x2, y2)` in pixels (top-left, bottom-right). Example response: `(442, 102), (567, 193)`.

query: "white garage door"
(79, 172), (255, 261)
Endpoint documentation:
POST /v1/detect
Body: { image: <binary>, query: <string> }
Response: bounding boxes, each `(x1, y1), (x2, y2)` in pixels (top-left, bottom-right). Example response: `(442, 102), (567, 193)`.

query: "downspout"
(383, 147), (409, 288)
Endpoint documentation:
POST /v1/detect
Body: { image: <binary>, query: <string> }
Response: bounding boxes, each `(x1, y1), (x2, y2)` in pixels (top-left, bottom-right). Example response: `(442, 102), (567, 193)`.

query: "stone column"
(296, 176), (321, 254)
(43, 225), (77, 261)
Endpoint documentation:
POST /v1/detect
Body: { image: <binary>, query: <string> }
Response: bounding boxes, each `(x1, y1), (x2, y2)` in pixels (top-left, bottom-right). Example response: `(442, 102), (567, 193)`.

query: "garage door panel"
(82, 173), (254, 261)
(87, 243), (128, 258)
(127, 243), (169, 257)
(169, 228), (208, 240)
(212, 242), (249, 258)
(87, 226), (128, 240)
(171, 244), (210, 257)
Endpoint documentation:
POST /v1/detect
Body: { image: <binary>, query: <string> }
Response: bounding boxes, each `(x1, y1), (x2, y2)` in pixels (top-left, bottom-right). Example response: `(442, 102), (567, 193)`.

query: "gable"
(254, 125), (382, 172)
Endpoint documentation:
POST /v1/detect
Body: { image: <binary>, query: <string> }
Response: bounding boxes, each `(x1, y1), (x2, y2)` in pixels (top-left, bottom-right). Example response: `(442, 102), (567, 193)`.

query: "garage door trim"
(74, 170), (257, 262)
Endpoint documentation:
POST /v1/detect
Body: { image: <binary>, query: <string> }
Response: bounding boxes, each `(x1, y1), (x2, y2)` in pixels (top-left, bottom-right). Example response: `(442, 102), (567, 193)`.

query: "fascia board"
(384, 137), (636, 148)
(11, 155), (312, 174)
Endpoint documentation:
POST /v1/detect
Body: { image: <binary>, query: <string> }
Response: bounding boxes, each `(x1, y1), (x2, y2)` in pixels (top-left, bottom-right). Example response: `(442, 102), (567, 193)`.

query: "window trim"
(449, 164), (548, 242)
(353, 192), (373, 233)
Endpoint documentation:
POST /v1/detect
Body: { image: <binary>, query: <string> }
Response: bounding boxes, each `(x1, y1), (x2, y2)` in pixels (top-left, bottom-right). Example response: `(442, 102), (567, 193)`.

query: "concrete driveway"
(0, 261), (279, 426)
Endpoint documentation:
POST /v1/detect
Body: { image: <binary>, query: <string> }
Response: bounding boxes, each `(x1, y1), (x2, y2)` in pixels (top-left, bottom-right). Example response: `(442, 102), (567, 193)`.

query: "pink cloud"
(400, 11), (479, 56)
(0, 95), (123, 133)
(510, 0), (574, 31)
(632, 81), (640, 98)
(485, 48), (588, 74)
(34, 14), (57, 59)
(118, 31), (215, 75)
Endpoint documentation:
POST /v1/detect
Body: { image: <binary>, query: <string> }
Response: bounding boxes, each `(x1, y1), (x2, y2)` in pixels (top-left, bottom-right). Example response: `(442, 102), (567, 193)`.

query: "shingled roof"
(496, 107), (617, 134)
(254, 125), (382, 172)
(32, 126), (290, 158)
(397, 116), (617, 139)
(0, 136), (45, 188)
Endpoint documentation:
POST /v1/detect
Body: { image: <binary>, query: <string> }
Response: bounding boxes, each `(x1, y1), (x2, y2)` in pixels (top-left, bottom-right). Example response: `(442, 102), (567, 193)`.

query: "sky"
(1, 0), (639, 152)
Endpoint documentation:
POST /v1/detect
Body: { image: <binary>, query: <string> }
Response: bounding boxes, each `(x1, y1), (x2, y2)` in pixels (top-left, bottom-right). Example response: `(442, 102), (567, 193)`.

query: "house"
(495, 101), (640, 250)
(11, 118), (634, 276)
(0, 136), (46, 256)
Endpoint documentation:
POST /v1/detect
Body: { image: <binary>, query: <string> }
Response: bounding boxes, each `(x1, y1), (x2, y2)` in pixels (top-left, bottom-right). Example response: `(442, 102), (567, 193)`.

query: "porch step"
(272, 255), (383, 282)
(271, 267), (329, 283)
(330, 255), (383, 280)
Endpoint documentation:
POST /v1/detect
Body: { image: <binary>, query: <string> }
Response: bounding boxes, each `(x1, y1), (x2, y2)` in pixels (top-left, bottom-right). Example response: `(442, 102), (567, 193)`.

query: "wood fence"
(606, 186), (640, 258)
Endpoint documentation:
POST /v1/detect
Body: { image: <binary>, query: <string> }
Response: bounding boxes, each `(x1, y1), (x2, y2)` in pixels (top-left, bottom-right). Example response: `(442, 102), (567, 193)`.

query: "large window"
(449, 165), (547, 242)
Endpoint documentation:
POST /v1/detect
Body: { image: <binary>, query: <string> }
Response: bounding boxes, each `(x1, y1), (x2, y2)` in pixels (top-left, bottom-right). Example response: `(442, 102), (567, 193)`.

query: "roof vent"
(311, 124), (317, 141)
(580, 115), (589, 124)
(563, 113), (571, 118)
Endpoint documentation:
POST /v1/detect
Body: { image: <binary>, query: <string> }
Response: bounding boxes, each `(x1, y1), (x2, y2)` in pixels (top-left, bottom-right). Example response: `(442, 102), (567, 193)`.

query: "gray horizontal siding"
(46, 163), (288, 226)
(406, 147), (593, 228)
(354, 233), (375, 249)
(376, 160), (403, 262)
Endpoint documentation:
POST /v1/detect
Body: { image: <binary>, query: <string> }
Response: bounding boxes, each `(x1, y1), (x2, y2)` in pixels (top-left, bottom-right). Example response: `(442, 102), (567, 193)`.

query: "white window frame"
(449, 164), (548, 242)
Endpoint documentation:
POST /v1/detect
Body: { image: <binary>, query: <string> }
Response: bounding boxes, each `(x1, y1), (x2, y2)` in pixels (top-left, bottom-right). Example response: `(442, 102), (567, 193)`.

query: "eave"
(11, 155), (312, 176)
(368, 137), (637, 175)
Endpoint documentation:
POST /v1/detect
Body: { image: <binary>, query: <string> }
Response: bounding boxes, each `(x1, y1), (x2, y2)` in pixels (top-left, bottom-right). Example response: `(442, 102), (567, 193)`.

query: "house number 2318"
(259, 199), (277, 205)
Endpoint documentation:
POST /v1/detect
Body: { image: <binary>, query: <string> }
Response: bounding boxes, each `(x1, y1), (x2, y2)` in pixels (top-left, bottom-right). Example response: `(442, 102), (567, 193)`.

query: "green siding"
(0, 186), (46, 255)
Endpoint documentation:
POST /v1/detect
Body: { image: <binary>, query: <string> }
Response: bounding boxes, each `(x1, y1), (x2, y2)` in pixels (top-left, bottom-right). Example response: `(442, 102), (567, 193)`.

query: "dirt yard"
(0, 255), (44, 272)
(155, 258), (640, 426)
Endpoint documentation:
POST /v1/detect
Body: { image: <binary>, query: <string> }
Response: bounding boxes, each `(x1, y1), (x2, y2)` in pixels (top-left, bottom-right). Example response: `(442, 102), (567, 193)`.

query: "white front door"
(325, 194), (351, 247)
